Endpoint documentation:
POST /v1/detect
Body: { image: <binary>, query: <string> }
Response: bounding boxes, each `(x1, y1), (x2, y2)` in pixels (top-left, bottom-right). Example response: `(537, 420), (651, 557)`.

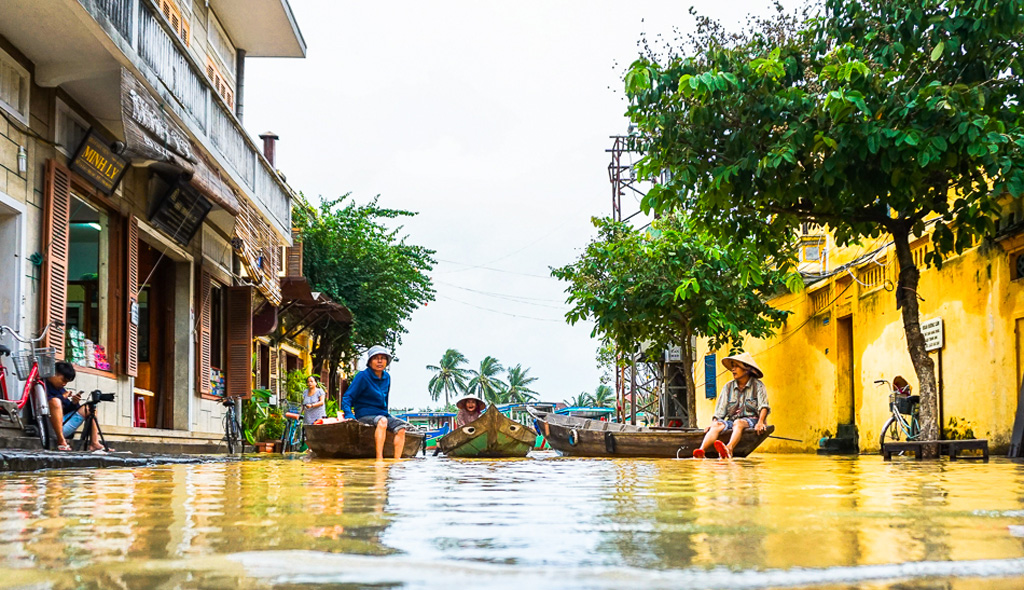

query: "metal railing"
(96, 0), (134, 44)
(136, 4), (207, 128)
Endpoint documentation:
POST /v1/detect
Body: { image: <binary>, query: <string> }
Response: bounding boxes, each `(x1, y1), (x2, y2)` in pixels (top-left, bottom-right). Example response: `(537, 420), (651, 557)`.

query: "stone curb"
(0, 449), (244, 472)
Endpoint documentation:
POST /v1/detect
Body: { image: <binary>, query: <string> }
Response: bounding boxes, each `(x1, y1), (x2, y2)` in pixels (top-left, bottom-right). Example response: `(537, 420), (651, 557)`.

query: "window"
(55, 100), (89, 157)
(65, 195), (111, 370)
(205, 57), (234, 108)
(0, 48), (29, 125)
(210, 283), (224, 369)
(208, 12), (235, 71)
(157, 0), (191, 46)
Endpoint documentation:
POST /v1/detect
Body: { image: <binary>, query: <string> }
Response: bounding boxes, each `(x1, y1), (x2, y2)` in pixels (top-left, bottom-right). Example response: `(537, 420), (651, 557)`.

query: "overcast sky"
(244, 0), (777, 410)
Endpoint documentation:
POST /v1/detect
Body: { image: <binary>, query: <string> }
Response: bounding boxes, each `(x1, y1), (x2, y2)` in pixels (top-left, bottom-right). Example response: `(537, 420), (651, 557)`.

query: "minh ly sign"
(69, 130), (128, 195)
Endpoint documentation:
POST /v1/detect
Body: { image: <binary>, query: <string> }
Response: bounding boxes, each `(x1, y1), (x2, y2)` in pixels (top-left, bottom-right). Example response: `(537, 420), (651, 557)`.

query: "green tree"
(591, 384), (615, 408)
(505, 364), (539, 404)
(565, 393), (593, 408)
(468, 356), (508, 405)
(426, 349), (470, 406)
(553, 214), (791, 425)
(293, 193), (436, 376)
(624, 0), (1024, 443)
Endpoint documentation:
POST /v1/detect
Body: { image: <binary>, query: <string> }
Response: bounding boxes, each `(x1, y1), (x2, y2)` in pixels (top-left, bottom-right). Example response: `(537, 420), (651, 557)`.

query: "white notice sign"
(921, 317), (943, 352)
(666, 346), (682, 362)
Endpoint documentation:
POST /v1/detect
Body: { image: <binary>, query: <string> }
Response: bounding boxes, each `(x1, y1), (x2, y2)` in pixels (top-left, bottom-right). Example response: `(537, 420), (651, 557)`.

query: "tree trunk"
(891, 227), (940, 453)
(681, 327), (697, 428)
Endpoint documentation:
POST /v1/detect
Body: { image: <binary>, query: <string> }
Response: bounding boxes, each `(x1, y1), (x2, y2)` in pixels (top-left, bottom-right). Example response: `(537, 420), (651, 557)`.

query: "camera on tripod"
(88, 389), (115, 404)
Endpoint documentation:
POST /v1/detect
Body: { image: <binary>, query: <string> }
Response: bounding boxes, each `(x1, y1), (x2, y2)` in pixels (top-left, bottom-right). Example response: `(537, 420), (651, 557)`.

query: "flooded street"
(2, 454), (1024, 589)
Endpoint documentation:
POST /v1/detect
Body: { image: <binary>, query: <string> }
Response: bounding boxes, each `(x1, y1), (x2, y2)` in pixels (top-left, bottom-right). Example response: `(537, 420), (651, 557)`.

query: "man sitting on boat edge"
(693, 352), (769, 459)
(340, 345), (413, 461)
(454, 394), (485, 428)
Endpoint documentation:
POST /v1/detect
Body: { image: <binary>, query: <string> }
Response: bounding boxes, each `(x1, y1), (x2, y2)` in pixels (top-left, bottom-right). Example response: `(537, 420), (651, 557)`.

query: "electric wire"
(436, 294), (568, 323)
(434, 280), (567, 308)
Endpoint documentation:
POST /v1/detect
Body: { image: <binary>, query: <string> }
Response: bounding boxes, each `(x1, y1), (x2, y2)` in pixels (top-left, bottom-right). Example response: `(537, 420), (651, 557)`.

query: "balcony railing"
(88, 0), (292, 237)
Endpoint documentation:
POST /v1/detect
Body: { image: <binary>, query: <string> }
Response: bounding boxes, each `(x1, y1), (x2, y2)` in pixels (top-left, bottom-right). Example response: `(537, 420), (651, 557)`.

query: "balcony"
(0, 0), (295, 241)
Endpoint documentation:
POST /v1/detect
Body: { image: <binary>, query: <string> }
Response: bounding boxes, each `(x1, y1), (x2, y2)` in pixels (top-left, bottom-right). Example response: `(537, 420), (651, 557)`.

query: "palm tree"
(468, 356), (508, 405)
(505, 364), (539, 404)
(564, 392), (592, 408)
(425, 349), (469, 406)
(591, 384), (614, 408)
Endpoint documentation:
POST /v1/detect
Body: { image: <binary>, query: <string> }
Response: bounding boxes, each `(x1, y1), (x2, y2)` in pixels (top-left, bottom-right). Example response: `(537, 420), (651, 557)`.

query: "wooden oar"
(768, 435), (802, 442)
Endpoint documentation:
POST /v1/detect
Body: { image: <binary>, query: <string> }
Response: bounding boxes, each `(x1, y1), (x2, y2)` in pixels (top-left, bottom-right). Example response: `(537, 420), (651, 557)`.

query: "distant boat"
(305, 419), (425, 458)
(437, 404), (537, 458)
(394, 411), (456, 449)
(529, 408), (773, 458)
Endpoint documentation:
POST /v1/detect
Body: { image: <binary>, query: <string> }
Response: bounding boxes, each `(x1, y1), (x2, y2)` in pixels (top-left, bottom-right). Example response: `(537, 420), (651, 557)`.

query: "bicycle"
(222, 397), (244, 454)
(0, 321), (62, 450)
(876, 375), (921, 451)
(281, 401), (305, 453)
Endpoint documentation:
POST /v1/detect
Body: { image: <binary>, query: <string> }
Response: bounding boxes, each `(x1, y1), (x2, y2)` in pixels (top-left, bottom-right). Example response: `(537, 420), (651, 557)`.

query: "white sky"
(244, 0), (776, 410)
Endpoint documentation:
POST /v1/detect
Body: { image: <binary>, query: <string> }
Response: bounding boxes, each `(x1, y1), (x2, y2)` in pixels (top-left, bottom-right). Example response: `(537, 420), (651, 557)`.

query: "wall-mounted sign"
(922, 317), (944, 352)
(68, 130), (128, 194)
(665, 345), (682, 362)
(149, 181), (212, 247)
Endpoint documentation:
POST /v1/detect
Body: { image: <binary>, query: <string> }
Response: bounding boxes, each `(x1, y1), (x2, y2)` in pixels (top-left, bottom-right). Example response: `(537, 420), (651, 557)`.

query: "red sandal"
(713, 440), (732, 459)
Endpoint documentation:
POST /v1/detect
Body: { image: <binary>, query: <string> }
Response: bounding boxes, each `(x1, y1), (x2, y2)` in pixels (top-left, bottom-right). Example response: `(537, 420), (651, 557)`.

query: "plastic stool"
(134, 395), (148, 428)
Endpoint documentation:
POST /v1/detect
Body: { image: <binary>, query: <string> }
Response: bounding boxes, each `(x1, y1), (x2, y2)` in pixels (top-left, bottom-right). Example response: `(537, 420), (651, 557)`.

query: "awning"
(280, 277), (353, 324)
(119, 68), (240, 215)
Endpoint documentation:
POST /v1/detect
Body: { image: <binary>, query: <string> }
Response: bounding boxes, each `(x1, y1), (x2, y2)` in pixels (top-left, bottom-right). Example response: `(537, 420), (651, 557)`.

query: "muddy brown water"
(1, 453), (1024, 589)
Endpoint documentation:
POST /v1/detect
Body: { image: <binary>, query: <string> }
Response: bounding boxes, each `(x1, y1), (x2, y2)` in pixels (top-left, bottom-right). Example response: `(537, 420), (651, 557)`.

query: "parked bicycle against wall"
(876, 375), (921, 451)
(222, 397), (244, 454)
(281, 401), (305, 453)
(0, 321), (62, 449)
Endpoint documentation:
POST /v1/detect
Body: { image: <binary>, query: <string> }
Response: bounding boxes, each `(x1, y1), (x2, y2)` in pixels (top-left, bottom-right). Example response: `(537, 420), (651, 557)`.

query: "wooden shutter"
(41, 160), (70, 358)
(125, 216), (139, 376)
(285, 230), (303, 277)
(197, 270), (212, 394)
(269, 346), (279, 397)
(225, 286), (252, 399)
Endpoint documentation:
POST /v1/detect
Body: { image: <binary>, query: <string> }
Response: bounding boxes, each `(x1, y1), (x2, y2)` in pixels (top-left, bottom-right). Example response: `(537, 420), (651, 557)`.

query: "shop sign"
(922, 317), (944, 352)
(68, 130), (128, 194)
(149, 181), (212, 247)
(665, 346), (682, 362)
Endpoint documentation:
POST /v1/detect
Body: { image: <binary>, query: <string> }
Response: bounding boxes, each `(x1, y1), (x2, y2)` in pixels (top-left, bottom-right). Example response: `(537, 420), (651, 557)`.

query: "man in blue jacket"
(341, 346), (412, 460)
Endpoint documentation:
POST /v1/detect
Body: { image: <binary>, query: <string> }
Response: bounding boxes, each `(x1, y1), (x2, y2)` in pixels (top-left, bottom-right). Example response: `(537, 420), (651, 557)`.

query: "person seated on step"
(45, 361), (104, 452)
(693, 352), (769, 459)
(454, 394), (486, 428)
(341, 346), (413, 461)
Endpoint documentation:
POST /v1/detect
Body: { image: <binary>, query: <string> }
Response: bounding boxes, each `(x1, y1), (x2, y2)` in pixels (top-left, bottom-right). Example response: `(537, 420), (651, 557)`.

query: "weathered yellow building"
(694, 211), (1024, 454)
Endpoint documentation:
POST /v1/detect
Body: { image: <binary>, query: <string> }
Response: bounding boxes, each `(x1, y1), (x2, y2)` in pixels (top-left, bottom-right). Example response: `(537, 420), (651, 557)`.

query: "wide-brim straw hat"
(722, 352), (764, 379)
(456, 394), (486, 411)
(365, 345), (392, 367)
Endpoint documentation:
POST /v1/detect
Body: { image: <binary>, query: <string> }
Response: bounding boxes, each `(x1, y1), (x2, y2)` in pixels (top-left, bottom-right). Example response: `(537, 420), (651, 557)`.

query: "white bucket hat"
(721, 351), (764, 379)
(365, 345), (392, 367)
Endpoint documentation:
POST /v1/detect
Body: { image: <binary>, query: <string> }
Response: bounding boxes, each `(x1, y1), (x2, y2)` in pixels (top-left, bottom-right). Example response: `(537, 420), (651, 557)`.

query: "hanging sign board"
(922, 317), (944, 352)
(68, 130), (128, 194)
(149, 181), (212, 247)
(665, 346), (682, 362)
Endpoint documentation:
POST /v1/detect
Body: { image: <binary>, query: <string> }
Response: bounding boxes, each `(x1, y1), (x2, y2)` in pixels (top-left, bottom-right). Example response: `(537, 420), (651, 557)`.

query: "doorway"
(136, 241), (176, 429)
(836, 315), (856, 425)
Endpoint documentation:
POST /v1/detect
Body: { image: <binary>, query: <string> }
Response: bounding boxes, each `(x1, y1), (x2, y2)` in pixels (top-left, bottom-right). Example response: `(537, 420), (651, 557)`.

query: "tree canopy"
(293, 193), (436, 365)
(553, 214), (792, 424)
(467, 356), (508, 405)
(426, 349), (470, 407)
(624, 0), (1024, 441)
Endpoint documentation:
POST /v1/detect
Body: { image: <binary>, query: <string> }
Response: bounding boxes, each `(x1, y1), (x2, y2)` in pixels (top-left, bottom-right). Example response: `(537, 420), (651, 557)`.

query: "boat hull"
(531, 410), (773, 458)
(305, 420), (424, 458)
(437, 405), (537, 458)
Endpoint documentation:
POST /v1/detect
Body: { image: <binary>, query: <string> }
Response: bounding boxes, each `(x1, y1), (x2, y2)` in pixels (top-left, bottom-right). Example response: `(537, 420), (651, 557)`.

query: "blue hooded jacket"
(342, 368), (391, 419)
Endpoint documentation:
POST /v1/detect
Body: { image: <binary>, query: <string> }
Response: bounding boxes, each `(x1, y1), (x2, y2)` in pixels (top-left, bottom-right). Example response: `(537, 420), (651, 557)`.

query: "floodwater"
(1, 454), (1024, 590)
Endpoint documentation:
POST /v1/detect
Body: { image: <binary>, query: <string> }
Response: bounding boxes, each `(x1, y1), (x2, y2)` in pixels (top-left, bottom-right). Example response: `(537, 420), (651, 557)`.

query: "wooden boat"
(305, 419), (424, 458)
(437, 404), (537, 458)
(529, 409), (773, 458)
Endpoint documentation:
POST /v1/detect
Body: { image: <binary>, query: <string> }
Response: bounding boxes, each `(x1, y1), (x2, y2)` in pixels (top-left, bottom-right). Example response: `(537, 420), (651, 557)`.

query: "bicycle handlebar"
(0, 321), (63, 345)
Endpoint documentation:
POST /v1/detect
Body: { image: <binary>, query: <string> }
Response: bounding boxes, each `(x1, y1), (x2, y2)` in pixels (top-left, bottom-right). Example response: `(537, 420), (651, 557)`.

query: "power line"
(435, 259), (556, 279)
(434, 280), (567, 308)
(435, 294), (568, 322)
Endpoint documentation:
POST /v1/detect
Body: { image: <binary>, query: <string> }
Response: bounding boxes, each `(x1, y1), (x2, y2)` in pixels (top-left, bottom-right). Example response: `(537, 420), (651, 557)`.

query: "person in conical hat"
(692, 351), (770, 459)
(455, 394), (486, 428)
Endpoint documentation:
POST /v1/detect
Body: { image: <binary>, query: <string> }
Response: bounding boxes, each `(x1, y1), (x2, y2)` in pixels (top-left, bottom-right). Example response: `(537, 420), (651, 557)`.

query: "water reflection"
(0, 455), (1023, 589)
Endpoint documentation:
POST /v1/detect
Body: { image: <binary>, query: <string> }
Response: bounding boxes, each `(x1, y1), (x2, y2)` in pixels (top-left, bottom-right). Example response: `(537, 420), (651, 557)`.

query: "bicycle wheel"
(31, 383), (51, 450)
(290, 421), (303, 452)
(224, 411), (239, 454)
(280, 421), (293, 453)
(879, 415), (903, 450)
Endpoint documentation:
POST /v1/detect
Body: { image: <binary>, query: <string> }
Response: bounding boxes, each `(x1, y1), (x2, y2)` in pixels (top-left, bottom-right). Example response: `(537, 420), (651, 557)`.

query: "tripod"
(75, 400), (109, 452)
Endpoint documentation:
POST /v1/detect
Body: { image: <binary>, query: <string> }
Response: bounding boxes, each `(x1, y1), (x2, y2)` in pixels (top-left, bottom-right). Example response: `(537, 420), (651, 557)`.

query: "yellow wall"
(694, 234), (1024, 453)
